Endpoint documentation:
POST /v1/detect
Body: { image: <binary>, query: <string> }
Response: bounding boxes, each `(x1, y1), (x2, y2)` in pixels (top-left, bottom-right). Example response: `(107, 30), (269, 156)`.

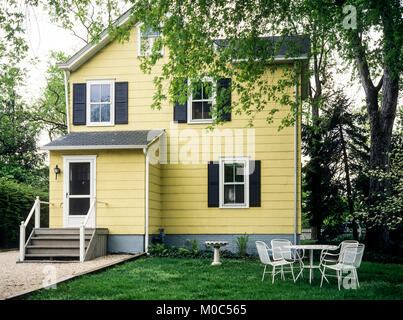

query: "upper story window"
(87, 79), (114, 126)
(188, 79), (214, 124)
(137, 25), (163, 56)
(219, 157), (249, 208)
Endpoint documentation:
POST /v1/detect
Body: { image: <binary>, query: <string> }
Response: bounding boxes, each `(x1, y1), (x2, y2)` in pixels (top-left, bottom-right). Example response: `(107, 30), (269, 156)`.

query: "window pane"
(101, 84), (110, 102)
(234, 164), (245, 182)
(69, 162), (90, 195)
(101, 104), (110, 122)
(141, 37), (151, 54)
(202, 101), (212, 119)
(192, 102), (203, 119)
(141, 28), (159, 37)
(203, 81), (212, 99)
(193, 82), (202, 100)
(90, 84), (101, 102)
(90, 104), (100, 122)
(69, 198), (90, 215)
(224, 164), (234, 183)
(235, 184), (245, 203)
(224, 185), (235, 204)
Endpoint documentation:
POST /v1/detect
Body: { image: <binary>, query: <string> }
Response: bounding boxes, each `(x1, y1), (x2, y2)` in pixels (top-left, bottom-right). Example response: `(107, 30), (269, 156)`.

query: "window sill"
(86, 123), (115, 127)
(187, 120), (213, 125)
(219, 205), (249, 209)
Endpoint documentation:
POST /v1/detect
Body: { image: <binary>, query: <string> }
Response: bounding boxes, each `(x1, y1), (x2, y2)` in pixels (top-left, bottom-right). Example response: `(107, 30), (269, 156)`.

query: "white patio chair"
(320, 240), (359, 265)
(255, 241), (295, 283)
(320, 243), (365, 290)
(271, 239), (304, 281)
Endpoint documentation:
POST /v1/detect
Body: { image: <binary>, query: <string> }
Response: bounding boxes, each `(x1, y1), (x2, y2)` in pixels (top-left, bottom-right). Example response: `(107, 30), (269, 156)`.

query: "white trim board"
(62, 155), (97, 228)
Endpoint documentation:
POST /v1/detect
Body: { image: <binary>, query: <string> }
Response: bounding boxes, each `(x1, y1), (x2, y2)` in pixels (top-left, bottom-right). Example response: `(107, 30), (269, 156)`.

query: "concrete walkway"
(0, 250), (135, 299)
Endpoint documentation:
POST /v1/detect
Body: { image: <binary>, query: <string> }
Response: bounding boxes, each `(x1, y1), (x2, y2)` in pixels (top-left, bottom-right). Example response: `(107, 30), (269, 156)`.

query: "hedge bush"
(0, 178), (48, 249)
(148, 243), (258, 260)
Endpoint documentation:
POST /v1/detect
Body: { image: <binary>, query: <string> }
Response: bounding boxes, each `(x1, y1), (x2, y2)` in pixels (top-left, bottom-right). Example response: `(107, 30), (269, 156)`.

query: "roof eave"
(40, 144), (148, 151)
(58, 8), (134, 72)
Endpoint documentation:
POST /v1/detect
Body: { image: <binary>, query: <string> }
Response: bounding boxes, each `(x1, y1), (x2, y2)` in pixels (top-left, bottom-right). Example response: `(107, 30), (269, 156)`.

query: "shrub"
(148, 243), (258, 260)
(0, 178), (48, 248)
(234, 234), (250, 257)
(189, 239), (198, 251)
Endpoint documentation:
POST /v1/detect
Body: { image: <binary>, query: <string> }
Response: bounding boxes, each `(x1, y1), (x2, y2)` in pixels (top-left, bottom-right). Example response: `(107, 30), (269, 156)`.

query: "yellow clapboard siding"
(164, 226), (295, 234)
(161, 217), (294, 226)
(162, 192), (294, 202)
(161, 201), (294, 210)
(49, 149), (146, 233)
(162, 210), (294, 219)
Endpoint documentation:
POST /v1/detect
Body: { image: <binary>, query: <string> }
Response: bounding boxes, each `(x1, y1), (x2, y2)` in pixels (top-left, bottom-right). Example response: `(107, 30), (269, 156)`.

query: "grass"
(27, 256), (403, 300)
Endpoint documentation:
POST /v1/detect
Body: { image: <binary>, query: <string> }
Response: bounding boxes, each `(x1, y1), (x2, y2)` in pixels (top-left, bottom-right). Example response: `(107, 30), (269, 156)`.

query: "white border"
(86, 79), (115, 126)
(63, 155), (97, 228)
(219, 156), (249, 209)
(137, 23), (164, 57)
(187, 77), (215, 124)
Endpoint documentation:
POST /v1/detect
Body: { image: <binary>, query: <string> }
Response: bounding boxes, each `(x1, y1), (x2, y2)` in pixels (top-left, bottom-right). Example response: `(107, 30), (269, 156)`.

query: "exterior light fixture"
(54, 165), (61, 180)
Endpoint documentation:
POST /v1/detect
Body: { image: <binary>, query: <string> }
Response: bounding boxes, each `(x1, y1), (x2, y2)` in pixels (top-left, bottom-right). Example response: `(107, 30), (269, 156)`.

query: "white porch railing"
(80, 198), (97, 262)
(19, 196), (50, 262)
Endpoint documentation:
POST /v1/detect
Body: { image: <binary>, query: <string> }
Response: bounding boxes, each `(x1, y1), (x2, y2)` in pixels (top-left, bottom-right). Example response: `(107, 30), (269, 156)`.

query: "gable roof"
(59, 9), (310, 72)
(58, 8), (134, 72)
(41, 130), (164, 150)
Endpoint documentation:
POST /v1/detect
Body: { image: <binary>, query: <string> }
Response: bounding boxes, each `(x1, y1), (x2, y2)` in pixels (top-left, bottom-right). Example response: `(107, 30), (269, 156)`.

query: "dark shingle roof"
(214, 35), (310, 59)
(42, 130), (164, 150)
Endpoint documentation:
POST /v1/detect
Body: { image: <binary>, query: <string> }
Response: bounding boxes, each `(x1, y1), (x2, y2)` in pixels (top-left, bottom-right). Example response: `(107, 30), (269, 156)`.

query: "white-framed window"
(137, 24), (163, 56)
(86, 79), (114, 126)
(219, 157), (249, 208)
(188, 79), (215, 124)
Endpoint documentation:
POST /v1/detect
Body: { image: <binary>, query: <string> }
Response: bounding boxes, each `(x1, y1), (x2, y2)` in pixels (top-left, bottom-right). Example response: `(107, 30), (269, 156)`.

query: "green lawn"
(28, 257), (403, 300)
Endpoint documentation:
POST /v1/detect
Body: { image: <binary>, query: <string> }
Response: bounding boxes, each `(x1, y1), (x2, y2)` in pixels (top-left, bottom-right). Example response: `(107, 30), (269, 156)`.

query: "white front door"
(63, 155), (96, 228)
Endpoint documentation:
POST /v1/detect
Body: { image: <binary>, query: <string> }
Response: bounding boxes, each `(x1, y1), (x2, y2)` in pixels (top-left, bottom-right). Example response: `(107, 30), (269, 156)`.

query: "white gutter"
(143, 147), (150, 254)
(63, 70), (70, 133)
(294, 63), (298, 245)
(141, 130), (165, 254)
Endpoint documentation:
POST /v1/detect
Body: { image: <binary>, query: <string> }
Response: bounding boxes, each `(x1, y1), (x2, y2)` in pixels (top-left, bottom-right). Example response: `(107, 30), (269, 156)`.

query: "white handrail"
(80, 198), (96, 262)
(82, 199), (96, 228)
(23, 196), (40, 228)
(19, 196), (49, 262)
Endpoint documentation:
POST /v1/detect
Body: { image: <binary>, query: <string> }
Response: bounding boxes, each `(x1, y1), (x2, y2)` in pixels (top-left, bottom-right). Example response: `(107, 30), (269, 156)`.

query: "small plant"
(189, 239), (199, 253)
(234, 234), (249, 257)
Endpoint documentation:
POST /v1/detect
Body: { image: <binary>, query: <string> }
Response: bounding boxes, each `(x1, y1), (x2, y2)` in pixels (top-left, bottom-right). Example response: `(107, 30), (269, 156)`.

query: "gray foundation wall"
(108, 234), (301, 255)
(107, 235), (144, 254)
(163, 234), (301, 255)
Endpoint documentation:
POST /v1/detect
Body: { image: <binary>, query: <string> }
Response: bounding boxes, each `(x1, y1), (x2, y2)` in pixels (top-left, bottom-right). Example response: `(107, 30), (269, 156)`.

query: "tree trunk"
(338, 123), (358, 240)
(364, 67), (398, 252)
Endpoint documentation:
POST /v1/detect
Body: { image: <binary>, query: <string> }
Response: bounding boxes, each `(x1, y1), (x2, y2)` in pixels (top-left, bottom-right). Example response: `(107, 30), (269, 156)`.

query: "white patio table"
(289, 244), (338, 284)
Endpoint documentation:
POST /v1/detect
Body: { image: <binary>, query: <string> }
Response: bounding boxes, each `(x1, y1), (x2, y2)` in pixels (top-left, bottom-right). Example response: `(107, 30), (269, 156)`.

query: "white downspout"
(63, 70), (70, 133)
(143, 147), (149, 253)
(293, 63), (299, 245)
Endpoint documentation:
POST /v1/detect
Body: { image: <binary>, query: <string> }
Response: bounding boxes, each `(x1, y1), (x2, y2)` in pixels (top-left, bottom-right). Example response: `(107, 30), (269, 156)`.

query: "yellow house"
(24, 11), (309, 261)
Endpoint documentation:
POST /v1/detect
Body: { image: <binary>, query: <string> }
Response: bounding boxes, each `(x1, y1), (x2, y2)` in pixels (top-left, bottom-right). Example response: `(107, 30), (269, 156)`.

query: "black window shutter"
(208, 161), (219, 207)
(73, 83), (86, 125)
(217, 78), (231, 121)
(115, 82), (128, 124)
(249, 160), (261, 207)
(173, 78), (187, 123)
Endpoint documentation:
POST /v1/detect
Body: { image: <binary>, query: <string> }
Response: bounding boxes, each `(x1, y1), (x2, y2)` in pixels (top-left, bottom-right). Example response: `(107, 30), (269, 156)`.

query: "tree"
(31, 51), (69, 140)
(302, 90), (369, 240)
(0, 1), (47, 188)
(334, 0), (402, 251)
